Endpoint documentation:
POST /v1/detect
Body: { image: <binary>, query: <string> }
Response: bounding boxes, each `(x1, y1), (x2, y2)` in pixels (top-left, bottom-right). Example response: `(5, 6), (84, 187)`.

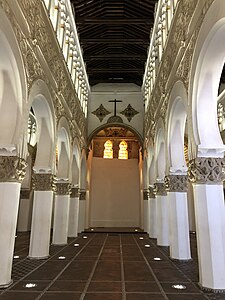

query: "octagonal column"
(29, 173), (56, 259)
(148, 186), (157, 238)
(189, 158), (225, 292)
(68, 187), (79, 237)
(52, 181), (71, 245)
(0, 156), (27, 288)
(165, 174), (191, 260)
(154, 182), (169, 246)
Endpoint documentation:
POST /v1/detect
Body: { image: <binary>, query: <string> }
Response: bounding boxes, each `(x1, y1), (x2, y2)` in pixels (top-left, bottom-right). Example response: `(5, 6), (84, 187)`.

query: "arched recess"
(148, 147), (156, 185)
(79, 149), (87, 189)
(154, 120), (166, 181)
(71, 138), (81, 186)
(167, 81), (188, 173)
(28, 80), (55, 173)
(189, 0), (225, 157)
(0, 8), (27, 155)
(57, 117), (71, 179)
(88, 123), (143, 148)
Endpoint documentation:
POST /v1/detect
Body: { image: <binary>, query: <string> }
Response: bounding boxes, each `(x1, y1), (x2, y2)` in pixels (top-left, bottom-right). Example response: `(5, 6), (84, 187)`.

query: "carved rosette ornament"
(165, 175), (188, 192)
(0, 156), (27, 183)
(149, 186), (156, 199)
(154, 182), (167, 196)
(188, 158), (225, 184)
(55, 182), (71, 195)
(79, 189), (86, 200)
(33, 174), (56, 191)
(143, 189), (149, 200)
(71, 187), (79, 198)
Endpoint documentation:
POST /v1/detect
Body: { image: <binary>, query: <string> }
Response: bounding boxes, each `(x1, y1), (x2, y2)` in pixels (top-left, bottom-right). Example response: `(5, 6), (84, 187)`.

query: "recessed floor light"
(139, 237), (144, 240)
(15, 235), (17, 238)
(172, 284), (186, 290)
(135, 229), (138, 232)
(91, 228), (94, 231)
(145, 244), (150, 248)
(154, 257), (162, 261)
(83, 236), (87, 239)
(14, 255), (20, 259)
(24, 283), (37, 289)
(74, 243), (79, 247)
(58, 256), (66, 260)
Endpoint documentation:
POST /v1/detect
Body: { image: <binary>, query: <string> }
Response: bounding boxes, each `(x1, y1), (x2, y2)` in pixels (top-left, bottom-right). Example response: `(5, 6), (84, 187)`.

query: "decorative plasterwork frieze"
(79, 189), (86, 200)
(143, 189), (149, 200)
(149, 186), (156, 198)
(144, 0), (215, 141)
(0, 0), (86, 141)
(154, 182), (167, 196)
(20, 189), (31, 199)
(165, 175), (188, 192)
(188, 158), (225, 184)
(55, 182), (71, 195)
(71, 187), (79, 198)
(0, 156), (27, 183)
(32, 173), (56, 191)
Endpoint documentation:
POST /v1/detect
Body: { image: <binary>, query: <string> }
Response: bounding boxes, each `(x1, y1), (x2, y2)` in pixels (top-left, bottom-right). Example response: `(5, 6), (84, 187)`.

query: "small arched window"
(118, 140), (128, 160)
(103, 140), (113, 159)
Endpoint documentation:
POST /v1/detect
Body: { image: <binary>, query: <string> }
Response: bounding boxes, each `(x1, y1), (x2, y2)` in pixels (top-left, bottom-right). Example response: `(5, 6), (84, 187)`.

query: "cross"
(108, 99), (122, 117)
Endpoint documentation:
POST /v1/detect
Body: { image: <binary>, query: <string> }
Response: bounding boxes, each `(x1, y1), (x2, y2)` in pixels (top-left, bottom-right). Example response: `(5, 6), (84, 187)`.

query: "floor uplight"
(145, 244), (150, 248)
(154, 257), (162, 261)
(83, 236), (87, 239)
(74, 243), (79, 247)
(172, 284), (186, 290)
(58, 256), (66, 260)
(24, 283), (37, 289)
(13, 255), (20, 259)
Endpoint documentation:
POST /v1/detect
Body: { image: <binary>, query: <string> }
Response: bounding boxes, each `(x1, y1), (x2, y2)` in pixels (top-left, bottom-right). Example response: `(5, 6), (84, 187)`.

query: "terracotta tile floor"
(0, 229), (225, 299)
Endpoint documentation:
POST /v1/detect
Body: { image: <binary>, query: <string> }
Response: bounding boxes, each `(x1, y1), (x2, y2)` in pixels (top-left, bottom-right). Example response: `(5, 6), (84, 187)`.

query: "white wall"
(90, 157), (141, 227)
(88, 83), (144, 137)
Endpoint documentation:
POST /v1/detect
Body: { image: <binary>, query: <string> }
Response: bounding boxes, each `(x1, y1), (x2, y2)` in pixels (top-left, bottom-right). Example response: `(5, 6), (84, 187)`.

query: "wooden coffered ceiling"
(70, 0), (158, 86)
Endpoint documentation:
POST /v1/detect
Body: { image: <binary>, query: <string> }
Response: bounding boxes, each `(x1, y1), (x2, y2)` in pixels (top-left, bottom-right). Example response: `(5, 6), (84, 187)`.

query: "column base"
(170, 257), (193, 262)
(27, 255), (49, 260)
(199, 283), (225, 293)
(0, 280), (13, 289)
(51, 243), (68, 246)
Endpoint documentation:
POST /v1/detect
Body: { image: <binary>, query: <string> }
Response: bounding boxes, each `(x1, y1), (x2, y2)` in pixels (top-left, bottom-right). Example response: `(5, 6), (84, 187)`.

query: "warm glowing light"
(103, 140), (113, 159)
(74, 243), (79, 247)
(24, 283), (37, 289)
(172, 284), (186, 290)
(118, 140), (128, 159)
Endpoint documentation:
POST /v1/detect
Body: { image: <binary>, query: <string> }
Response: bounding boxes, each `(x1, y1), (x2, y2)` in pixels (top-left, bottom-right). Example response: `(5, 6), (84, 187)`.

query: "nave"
(0, 230), (222, 300)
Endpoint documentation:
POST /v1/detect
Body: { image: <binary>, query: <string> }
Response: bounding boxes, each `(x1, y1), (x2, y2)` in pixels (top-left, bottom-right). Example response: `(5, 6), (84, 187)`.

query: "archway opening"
(88, 125), (142, 228)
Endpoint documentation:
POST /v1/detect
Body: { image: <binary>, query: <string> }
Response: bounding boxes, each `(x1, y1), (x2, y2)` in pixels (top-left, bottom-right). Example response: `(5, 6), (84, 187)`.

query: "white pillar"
(148, 186), (157, 238)
(143, 189), (149, 233)
(17, 189), (33, 232)
(0, 156), (26, 288)
(187, 182), (196, 231)
(190, 157), (225, 291)
(166, 175), (191, 260)
(155, 182), (169, 246)
(52, 182), (71, 245)
(78, 189), (86, 233)
(68, 187), (79, 237)
(29, 174), (55, 259)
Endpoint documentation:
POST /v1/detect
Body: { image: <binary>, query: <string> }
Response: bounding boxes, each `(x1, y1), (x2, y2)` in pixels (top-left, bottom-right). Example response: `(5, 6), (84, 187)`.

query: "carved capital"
(188, 158), (225, 184)
(0, 156), (27, 183)
(79, 189), (86, 200)
(149, 186), (156, 198)
(33, 173), (56, 191)
(20, 189), (31, 199)
(55, 182), (71, 195)
(143, 189), (149, 200)
(154, 182), (167, 196)
(71, 187), (79, 198)
(165, 175), (188, 192)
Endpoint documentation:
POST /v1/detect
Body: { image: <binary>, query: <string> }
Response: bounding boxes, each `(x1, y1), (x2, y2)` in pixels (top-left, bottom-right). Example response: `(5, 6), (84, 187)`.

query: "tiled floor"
(0, 230), (225, 299)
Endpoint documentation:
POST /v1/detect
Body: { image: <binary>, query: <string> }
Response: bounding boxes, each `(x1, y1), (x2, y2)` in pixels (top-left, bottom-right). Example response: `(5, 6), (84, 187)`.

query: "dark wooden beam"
(76, 17), (153, 25)
(81, 38), (149, 44)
